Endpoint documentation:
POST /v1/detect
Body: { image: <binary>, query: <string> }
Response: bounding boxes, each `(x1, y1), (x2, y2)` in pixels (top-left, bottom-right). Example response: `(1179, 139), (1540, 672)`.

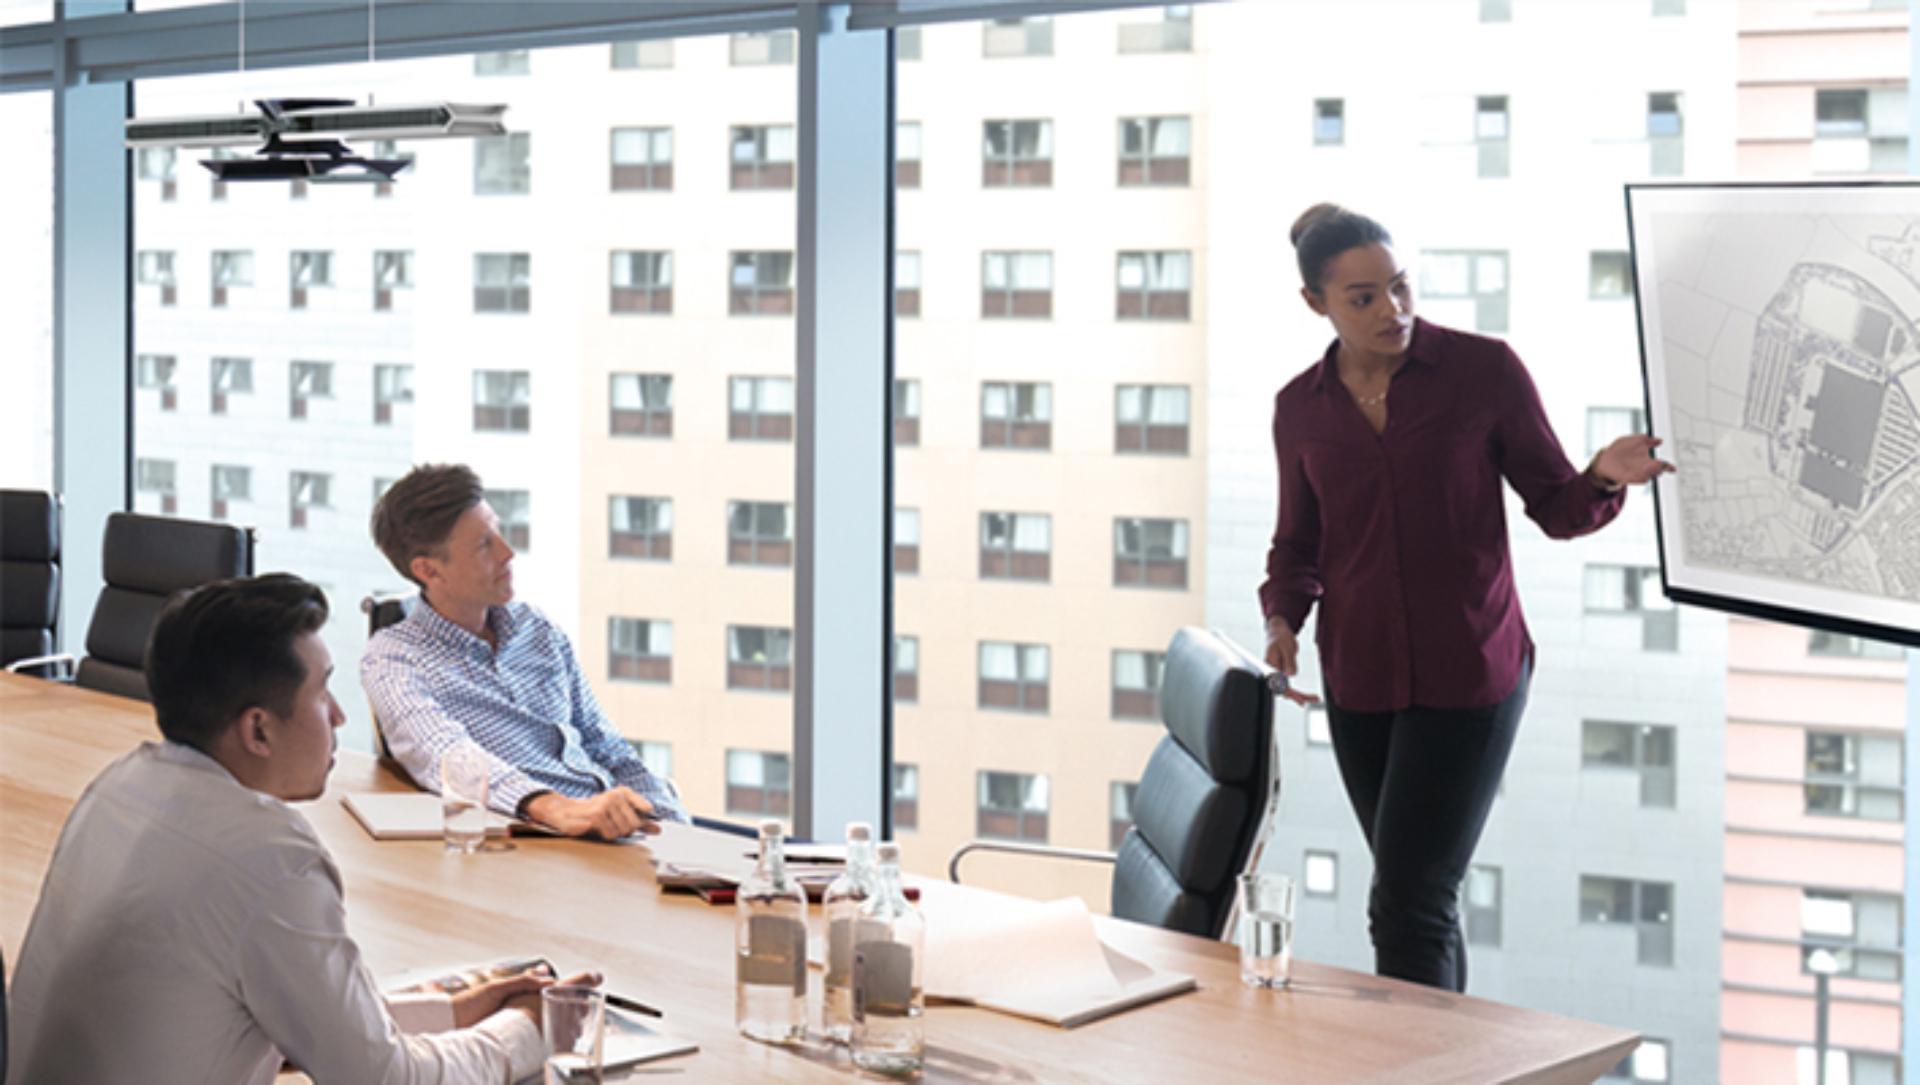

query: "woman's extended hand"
(1263, 618), (1322, 706)
(1592, 434), (1676, 489)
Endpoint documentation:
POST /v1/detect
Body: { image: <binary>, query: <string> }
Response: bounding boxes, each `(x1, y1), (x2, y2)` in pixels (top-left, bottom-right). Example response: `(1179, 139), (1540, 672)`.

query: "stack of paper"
(919, 895), (1194, 1028)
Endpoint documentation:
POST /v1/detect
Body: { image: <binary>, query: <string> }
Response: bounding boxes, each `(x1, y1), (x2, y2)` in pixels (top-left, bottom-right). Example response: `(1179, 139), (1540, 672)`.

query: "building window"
(1465, 865), (1502, 947)
(982, 251), (1053, 319)
(1109, 781), (1139, 849)
(981, 380), (1052, 448)
(374, 250), (412, 311)
(1114, 517), (1189, 589)
(896, 121), (922, 188)
(1652, 0), (1685, 13)
(474, 50), (529, 75)
(726, 750), (791, 817)
(1582, 721), (1677, 808)
(983, 119), (1052, 186)
(730, 124), (796, 190)
(611, 126), (673, 191)
(610, 251), (673, 314)
(1112, 649), (1165, 721)
(1590, 251), (1633, 299)
(611, 39), (673, 69)
(1809, 630), (1903, 660)
(373, 364), (412, 426)
(1306, 705), (1330, 746)
(1480, 0), (1512, 23)
(1419, 249), (1508, 333)
(895, 507), (921, 575)
(892, 764), (919, 830)
(1118, 115), (1190, 186)
(729, 375), (794, 441)
(611, 373), (673, 437)
(474, 132), (531, 195)
(289, 471), (330, 530)
(137, 146), (176, 200)
(1801, 889), (1903, 981)
(729, 250), (795, 315)
(730, 30), (795, 66)
(728, 500), (793, 567)
(288, 361), (332, 420)
(1118, 4), (1191, 53)
(136, 354), (177, 412)
(728, 626), (793, 691)
(895, 251), (922, 317)
(1602, 1037), (1670, 1083)
(1814, 88), (1907, 174)
(1583, 564), (1678, 652)
(609, 496), (673, 561)
(1304, 851), (1339, 897)
(634, 740), (673, 780)
(209, 464), (250, 521)
(211, 249), (253, 308)
(1795, 1049), (1896, 1085)
(982, 16), (1051, 58)
(979, 641), (1048, 713)
(137, 250), (176, 306)
(473, 370), (532, 432)
(980, 512), (1051, 581)
(609, 617), (672, 683)
(474, 252), (531, 313)
(1476, 95), (1510, 178)
(1806, 730), (1904, 820)
(977, 771), (1049, 842)
(135, 458), (177, 516)
(209, 357), (251, 415)
(896, 25), (922, 60)
(1586, 406), (1647, 458)
(894, 634), (919, 704)
(894, 379), (921, 445)
(485, 489), (530, 552)
(1648, 92), (1683, 176)
(1314, 98), (1345, 146)
(1579, 876), (1674, 967)
(287, 250), (331, 310)
(1116, 251), (1192, 320)
(1116, 384), (1190, 455)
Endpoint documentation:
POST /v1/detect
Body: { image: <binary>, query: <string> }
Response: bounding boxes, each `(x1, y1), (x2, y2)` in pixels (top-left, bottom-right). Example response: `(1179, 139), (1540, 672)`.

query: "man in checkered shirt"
(361, 463), (686, 837)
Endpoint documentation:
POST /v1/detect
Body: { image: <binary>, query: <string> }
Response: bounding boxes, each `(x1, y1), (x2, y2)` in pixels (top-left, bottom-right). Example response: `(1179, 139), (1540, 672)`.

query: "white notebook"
(342, 791), (518, 841)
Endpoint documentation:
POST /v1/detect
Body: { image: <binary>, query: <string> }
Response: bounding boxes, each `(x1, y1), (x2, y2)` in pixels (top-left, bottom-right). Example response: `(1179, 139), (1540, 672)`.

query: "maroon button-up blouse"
(1259, 319), (1624, 713)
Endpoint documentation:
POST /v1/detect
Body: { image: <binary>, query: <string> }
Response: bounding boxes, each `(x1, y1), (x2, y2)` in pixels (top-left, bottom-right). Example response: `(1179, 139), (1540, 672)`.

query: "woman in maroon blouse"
(1260, 204), (1672, 992)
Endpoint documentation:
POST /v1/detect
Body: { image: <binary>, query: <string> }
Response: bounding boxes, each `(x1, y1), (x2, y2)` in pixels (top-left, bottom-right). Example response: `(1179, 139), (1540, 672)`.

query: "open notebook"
(342, 792), (530, 841)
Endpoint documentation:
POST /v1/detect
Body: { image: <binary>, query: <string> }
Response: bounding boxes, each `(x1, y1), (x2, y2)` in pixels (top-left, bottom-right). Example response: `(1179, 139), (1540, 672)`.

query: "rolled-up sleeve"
(360, 638), (545, 815)
(1493, 346), (1625, 540)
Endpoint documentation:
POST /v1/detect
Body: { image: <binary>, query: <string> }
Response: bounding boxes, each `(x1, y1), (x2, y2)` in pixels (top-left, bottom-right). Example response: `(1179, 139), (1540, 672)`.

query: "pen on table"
(604, 991), (665, 1018)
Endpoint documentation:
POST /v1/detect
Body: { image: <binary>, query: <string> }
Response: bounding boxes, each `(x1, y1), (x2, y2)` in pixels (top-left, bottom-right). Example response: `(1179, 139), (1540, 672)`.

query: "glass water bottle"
(822, 821), (878, 1044)
(851, 842), (925, 1074)
(735, 818), (808, 1044)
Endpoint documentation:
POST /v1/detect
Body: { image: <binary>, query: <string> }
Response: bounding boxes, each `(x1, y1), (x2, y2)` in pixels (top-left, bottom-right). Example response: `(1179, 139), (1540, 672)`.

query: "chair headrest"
(0, 490), (59, 562)
(1160, 627), (1269, 784)
(101, 513), (251, 594)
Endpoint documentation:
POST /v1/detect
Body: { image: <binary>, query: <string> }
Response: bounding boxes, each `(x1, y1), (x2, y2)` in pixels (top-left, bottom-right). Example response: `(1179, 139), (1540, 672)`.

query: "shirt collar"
(1310, 317), (1440, 393)
(411, 595), (517, 650)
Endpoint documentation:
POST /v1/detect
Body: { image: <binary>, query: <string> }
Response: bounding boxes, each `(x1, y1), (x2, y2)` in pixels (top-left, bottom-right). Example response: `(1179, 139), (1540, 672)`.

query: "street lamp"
(1807, 947), (1840, 1085)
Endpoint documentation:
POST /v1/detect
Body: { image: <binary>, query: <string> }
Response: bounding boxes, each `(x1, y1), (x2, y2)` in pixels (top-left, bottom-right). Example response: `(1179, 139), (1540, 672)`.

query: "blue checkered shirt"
(360, 598), (687, 823)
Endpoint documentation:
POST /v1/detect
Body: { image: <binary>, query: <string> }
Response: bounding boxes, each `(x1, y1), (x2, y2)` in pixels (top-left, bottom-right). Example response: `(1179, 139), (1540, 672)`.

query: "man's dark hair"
(145, 574), (330, 752)
(371, 463), (485, 586)
(1291, 202), (1393, 296)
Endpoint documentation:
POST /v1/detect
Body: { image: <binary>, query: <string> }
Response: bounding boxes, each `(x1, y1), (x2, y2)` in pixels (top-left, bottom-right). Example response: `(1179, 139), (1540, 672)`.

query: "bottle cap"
(759, 818), (785, 839)
(876, 841), (901, 865)
(846, 821), (873, 843)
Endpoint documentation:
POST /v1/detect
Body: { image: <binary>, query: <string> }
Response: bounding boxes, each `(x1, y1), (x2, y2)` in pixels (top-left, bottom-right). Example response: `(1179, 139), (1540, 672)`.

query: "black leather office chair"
(70, 513), (253, 701)
(949, 626), (1278, 940)
(361, 591), (418, 781)
(1, 490), (61, 673)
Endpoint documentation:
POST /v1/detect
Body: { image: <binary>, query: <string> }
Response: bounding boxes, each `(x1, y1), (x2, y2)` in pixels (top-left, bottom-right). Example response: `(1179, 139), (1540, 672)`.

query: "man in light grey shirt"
(7, 574), (581, 1085)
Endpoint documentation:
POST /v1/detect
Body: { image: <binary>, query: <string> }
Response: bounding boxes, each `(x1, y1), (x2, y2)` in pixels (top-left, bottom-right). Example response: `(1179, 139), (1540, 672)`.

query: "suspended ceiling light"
(120, 0), (507, 184)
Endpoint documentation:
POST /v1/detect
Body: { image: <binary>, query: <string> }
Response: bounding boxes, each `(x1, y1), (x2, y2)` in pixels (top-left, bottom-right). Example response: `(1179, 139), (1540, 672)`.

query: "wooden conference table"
(0, 674), (1637, 1083)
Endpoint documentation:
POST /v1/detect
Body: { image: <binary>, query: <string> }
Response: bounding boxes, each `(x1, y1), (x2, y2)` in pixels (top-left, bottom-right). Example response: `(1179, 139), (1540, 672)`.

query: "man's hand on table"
(522, 788), (661, 840)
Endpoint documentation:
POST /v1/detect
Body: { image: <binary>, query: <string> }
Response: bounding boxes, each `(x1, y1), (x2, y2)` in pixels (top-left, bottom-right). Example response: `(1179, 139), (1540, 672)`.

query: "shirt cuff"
(385, 991), (456, 1034)
(477, 1008), (545, 1083)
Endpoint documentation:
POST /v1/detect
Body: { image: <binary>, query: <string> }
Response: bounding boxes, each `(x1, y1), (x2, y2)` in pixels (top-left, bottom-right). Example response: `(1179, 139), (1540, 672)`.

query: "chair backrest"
(363, 592), (416, 772)
(1110, 626), (1276, 939)
(77, 512), (253, 701)
(1, 490), (61, 667)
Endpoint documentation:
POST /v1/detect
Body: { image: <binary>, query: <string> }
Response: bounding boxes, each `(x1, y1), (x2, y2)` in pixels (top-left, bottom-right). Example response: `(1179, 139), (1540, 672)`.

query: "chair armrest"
(4, 653), (76, 680)
(948, 840), (1117, 884)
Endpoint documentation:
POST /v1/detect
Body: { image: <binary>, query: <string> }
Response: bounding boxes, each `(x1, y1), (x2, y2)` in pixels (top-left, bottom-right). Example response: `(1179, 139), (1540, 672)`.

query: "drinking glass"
(1237, 871), (1296, 989)
(440, 743), (490, 854)
(543, 985), (606, 1083)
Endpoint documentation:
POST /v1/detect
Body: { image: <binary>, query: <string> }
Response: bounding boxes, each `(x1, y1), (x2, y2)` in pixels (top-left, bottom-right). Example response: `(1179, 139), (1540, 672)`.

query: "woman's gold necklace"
(1354, 386), (1389, 408)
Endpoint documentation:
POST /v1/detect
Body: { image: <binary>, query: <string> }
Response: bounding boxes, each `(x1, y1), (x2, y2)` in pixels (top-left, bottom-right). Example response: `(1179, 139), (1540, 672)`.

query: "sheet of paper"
(919, 894), (1123, 1003)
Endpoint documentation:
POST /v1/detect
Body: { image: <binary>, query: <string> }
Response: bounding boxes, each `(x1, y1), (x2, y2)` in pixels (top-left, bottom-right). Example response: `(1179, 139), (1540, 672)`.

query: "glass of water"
(543, 985), (605, 1084)
(1237, 871), (1296, 989)
(440, 743), (491, 854)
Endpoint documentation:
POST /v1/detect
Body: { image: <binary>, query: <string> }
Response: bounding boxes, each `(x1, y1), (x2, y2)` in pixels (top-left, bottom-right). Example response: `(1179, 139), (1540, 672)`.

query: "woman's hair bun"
(1290, 202), (1344, 249)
